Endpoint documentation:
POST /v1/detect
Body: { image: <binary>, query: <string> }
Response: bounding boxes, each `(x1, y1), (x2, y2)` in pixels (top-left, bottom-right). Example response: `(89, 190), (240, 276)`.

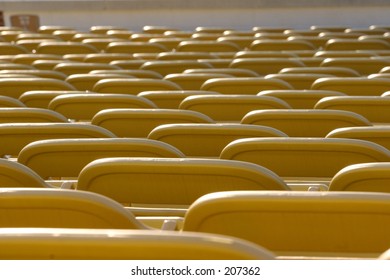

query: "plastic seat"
(176, 40), (240, 52)
(36, 42), (99, 54)
(53, 62), (120, 76)
(0, 159), (51, 188)
(315, 96), (390, 123)
(234, 50), (297, 59)
(314, 50), (377, 58)
(48, 93), (157, 121)
(241, 109), (371, 137)
(249, 39), (315, 51)
(0, 123), (115, 157)
(320, 58), (390, 76)
(184, 68), (260, 77)
(0, 69), (67, 80)
(0, 228), (274, 260)
(324, 39), (390, 51)
(156, 52), (218, 61)
(93, 78), (182, 94)
(258, 90), (346, 109)
(18, 138), (185, 179)
(230, 58), (305, 75)
(91, 108), (214, 138)
(329, 162), (390, 193)
(0, 188), (146, 229)
(279, 66), (360, 77)
(180, 95), (291, 122)
(220, 137), (390, 181)
(105, 42), (168, 53)
(0, 63), (35, 70)
(11, 54), (63, 65)
(77, 157), (290, 206)
(19, 90), (88, 108)
(311, 77), (390, 96)
(327, 126), (390, 151)
(0, 96), (26, 107)
(83, 53), (134, 63)
(90, 69), (163, 79)
(81, 38), (128, 52)
(148, 123), (288, 157)
(217, 36), (255, 49)
(140, 60), (212, 76)
(0, 107), (68, 123)
(65, 73), (134, 91)
(164, 73), (232, 90)
(138, 90), (220, 109)
(0, 78), (76, 99)
(264, 73), (333, 90)
(0, 42), (28, 54)
(200, 77), (293, 94)
(183, 191), (390, 258)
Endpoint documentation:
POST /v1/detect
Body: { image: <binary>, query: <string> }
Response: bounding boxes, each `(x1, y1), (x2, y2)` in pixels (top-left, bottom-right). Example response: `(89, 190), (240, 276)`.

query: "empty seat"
(279, 66), (361, 77)
(0, 159), (51, 188)
(164, 73), (232, 90)
(0, 123), (115, 157)
(200, 77), (293, 94)
(77, 157), (290, 206)
(177, 40), (240, 52)
(91, 108), (214, 138)
(0, 78), (76, 99)
(264, 73), (333, 90)
(0, 42), (28, 54)
(320, 58), (390, 76)
(311, 77), (390, 96)
(148, 123), (287, 157)
(0, 188), (146, 229)
(18, 138), (185, 179)
(93, 78), (182, 94)
(184, 68), (260, 77)
(179, 95), (291, 122)
(140, 60), (212, 76)
(89, 69), (163, 79)
(0, 107), (68, 123)
(53, 62), (120, 76)
(258, 90), (346, 109)
(327, 126), (390, 150)
(249, 39), (315, 51)
(325, 39), (390, 51)
(230, 58), (305, 75)
(0, 228), (274, 260)
(0, 96), (26, 107)
(315, 96), (390, 123)
(105, 42), (168, 53)
(156, 52), (218, 61)
(19, 90), (88, 108)
(241, 109), (371, 137)
(220, 138), (390, 181)
(183, 191), (390, 258)
(48, 93), (157, 121)
(329, 162), (390, 193)
(83, 53), (134, 63)
(65, 73), (134, 91)
(36, 42), (99, 54)
(138, 90), (220, 109)
(0, 69), (67, 80)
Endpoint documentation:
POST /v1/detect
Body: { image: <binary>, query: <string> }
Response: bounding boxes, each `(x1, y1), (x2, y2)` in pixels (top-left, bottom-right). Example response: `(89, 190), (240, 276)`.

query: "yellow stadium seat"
(31, 59), (69, 70)
(91, 108), (214, 137)
(315, 96), (390, 123)
(164, 73), (232, 90)
(105, 42), (168, 53)
(326, 126), (390, 150)
(149, 38), (184, 50)
(48, 93), (157, 121)
(325, 39), (390, 50)
(279, 66), (360, 77)
(83, 53), (134, 63)
(0, 228), (274, 260)
(320, 58), (390, 75)
(52, 30), (78, 41)
(81, 38), (128, 52)
(53, 62), (121, 75)
(200, 77), (293, 94)
(314, 50), (377, 58)
(77, 157), (290, 206)
(0, 107), (68, 123)
(0, 63), (35, 70)
(156, 51), (218, 60)
(0, 123), (115, 157)
(90, 25), (129, 34)
(217, 36), (255, 49)
(11, 54), (63, 65)
(241, 109), (371, 137)
(0, 69), (67, 80)
(0, 188), (146, 229)
(264, 73), (333, 90)
(65, 73), (134, 91)
(148, 123), (288, 157)
(38, 25), (76, 34)
(249, 39), (315, 51)
(93, 78), (182, 94)
(230, 58), (305, 75)
(0, 96), (26, 107)
(0, 42), (28, 54)
(36, 41), (99, 54)
(138, 90), (220, 109)
(0, 159), (51, 188)
(19, 90), (87, 108)
(184, 68), (260, 77)
(179, 95), (291, 122)
(177, 40), (240, 52)
(140, 60), (212, 76)
(18, 138), (185, 179)
(183, 191), (390, 258)
(258, 89), (346, 109)
(0, 78), (76, 99)
(220, 137), (390, 181)
(329, 162), (390, 193)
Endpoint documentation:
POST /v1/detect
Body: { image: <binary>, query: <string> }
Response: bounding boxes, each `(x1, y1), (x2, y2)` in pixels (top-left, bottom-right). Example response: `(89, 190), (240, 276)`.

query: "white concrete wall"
(0, 0), (389, 31)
